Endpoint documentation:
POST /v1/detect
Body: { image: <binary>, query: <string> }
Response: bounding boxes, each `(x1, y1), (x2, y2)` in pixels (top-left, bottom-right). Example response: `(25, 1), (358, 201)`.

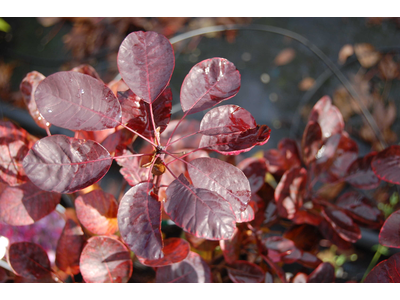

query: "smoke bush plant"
(1, 30), (400, 283)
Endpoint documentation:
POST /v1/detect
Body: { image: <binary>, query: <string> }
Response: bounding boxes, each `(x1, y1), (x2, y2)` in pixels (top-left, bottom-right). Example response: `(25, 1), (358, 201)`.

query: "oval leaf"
(227, 261), (265, 283)
(307, 262), (335, 283)
(23, 135), (112, 193)
(137, 238), (190, 267)
(364, 252), (400, 283)
(220, 228), (242, 264)
(180, 58), (241, 115)
(118, 182), (163, 260)
(35, 71), (121, 131)
(80, 236), (132, 283)
(0, 181), (60, 226)
(371, 145), (400, 185)
(379, 210), (400, 248)
(302, 121), (323, 166)
(55, 219), (85, 275)
(118, 31), (174, 103)
(345, 152), (380, 189)
(237, 157), (268, 194)
(8, 242), (51, 279)
(155, 251), (211, 283)
(187, 157), (251, 213)
(76, 189), (119, 235)
(236, 203), (255, 223)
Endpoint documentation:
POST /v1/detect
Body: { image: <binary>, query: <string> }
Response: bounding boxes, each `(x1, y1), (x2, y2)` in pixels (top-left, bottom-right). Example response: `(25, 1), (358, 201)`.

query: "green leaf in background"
(0, 18), (11, 32)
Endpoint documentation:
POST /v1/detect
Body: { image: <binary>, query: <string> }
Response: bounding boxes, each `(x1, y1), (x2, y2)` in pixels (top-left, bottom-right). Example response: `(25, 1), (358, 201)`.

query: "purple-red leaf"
(227, 261), (265, 283)
(199, 124), (271, 155)
(137, 238), (190, 267)
(101, 128), (136, 156)
(307, 262), (335, 283)
(118, 182), (163, 260)
(118, 31), (174, 103)
(297, 252), (322, 269)
(35, 71), (121, 131)
(75, 189), (118, 235)
(302, 121), (323, 166)
(345, 152), (380, 189)
(371, 145), (400, 185)
(23, 135), (112, 193)
(118, 88), (172, 138)
(364, 252), (400, 283)
(80, 236), (132, 283)
(308, 96), (344, 140)
(264, 236), (302, 264)
(237, 157), (268, 194)
(199, 105), (256, 135)
(0, 181), (60, 226)
(20, 71), (49, 129)
(55, 219), (85, 275)
(318, 218), (353, 250)
(71, 64), (102, 81)
(180, 58), (240, 115)
(0, 268), (7, 283)
(379, 210), (400, 248)
(7, 242), (51, 279)
(115, 148), (148, 186)
(187, 157), (251, 213)
(0, 121), (37, 186)
(274, 167), (307, 219)
(236, 202), (255, 223)
(220, 228), (242, 264)
(155, 251), (212, 283)
(165, 174), (236, 240)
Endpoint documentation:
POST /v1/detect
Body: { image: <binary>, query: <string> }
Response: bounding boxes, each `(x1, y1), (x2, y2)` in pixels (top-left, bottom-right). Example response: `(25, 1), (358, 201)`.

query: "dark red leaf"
(7, 242), (51, 279)
(187, 157), (251, 214)
(336, 191), (383, 229)
(0, 267), (7, 283)
(345, 152), (380, 189)
(318, 218), (353, 250)
(162, 119), (201, 152)
(118, 88), (172, 138)
(364, 252), (400, 283)
(199, 105), (256, 135)
(321, 206), (361, 243)
(371, 145), (400, 185)
(379, 210), (400, 248)
(297, 252), (322, 269)
(155, 251), (211, 283)
(23, 135), (112, 193)
(75, 189), (118, 235)
(274, 167), (307, 219)
(264, 236), (302, 264)
(165, 174), (236, 240)
(35, 71), (121, 131)
(137, 238), (190, 267)
(292, 209), (323, 226)
(180, 58), (241, 115)
(118, 31), (174, 103)
(0, 181), (60, 226)
(199, 124), (271, 155)
(184, 232), (219, 252)
(80, 236), (132, 283)
(118, 182), (163, 260)
(227, 261), (265, 283)
(55, 219), (85, 275)
(220, 228), (242, 264)
(20, 71), (49, 129)
(283, 224), (323, 253)
(237, 157), (267, 194)
(0, 121), (37, 186)
(71, 64), (102, 81)
(101, 128), (136, 155)
(301, 121), (323, 166)
(308, 96), (344, 140)
(260, 254), (287, 283)
(115, 148), (148, 186)
(307, 262), (335, 283)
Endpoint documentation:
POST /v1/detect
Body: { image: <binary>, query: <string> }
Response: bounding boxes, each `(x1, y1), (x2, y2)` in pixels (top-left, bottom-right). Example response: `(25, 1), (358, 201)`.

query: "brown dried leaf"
(338, 44), (354, 65)
(298, 77), (315, 91)
(354, 43), (381, 68)
(274, 48), (296, 66)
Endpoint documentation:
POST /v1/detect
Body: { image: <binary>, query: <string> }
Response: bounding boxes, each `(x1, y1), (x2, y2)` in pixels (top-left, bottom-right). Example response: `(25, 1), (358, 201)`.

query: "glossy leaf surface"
(118, 88), (172, 138)
(227, 261), (265, 283)
(8, 242), (51, 279)
(199, 105), (256, 135)
(75, 190), (118, 235)
(118, 182), (163, 260)
(364, 252), (400, 283)
(187, 157), (251, 213)
(155, 251), (211, 283)
(379, 210), (400, 248)
(118, 31), (174, 103)
(80, 236), (132, 283)
(165, 174), (236, 240)
(180, 58), (240, 115)
(137, 238), (190, 267)
(0, 121), (37, 186)
(264, 138), (302, 176)
(264, 236), (302, 264)
(371, 145), (400, 185)
(307, 262), (335, 283)
(35, 71), (121, 130)
(0, 181), (60, 226)
(345, 152), (380, 189)
(55, 219), (85, 275)
(236, 203), (255, 223)
(301, 121), (323, 166)
(23, 135), (112, 193)
(274, 167), (307, 219)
